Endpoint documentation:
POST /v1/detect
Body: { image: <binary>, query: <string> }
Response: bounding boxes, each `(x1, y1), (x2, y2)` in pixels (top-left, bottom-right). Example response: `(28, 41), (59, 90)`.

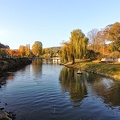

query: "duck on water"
(77, 68), (82, 74)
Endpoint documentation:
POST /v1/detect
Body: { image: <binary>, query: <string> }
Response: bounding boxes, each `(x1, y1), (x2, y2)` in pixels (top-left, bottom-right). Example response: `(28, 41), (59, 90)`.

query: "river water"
(0, 59), (120, 120)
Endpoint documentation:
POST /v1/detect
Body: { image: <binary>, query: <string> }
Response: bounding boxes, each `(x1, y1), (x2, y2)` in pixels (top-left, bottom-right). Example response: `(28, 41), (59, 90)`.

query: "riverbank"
(0, 109), (16, 120)
(0, 58), (32, 77)
(0, 58), (32, 119)
(64, 61), (120, 81)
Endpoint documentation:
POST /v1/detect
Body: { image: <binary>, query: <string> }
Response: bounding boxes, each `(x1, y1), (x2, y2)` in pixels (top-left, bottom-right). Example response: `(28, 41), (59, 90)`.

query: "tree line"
(0, 41), (42, 58)
(0, 41), (60, 58)
(87, 22), (120, 57)
(60, 22), (120, 63)
(0, 22), (120, 61)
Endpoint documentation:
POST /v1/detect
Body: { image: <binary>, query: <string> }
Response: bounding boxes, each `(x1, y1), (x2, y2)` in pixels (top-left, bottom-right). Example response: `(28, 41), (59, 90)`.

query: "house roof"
(0, 43), (9, 49)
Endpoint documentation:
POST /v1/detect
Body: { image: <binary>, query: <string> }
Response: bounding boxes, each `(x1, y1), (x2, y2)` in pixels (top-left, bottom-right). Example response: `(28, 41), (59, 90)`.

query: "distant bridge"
(35, 56), (60, 64)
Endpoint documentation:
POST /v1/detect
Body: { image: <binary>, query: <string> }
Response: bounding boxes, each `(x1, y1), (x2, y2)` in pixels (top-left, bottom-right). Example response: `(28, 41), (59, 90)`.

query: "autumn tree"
(94, 22), (120, 57)
(42, 48), (45, 55)
(107, 22), (120, 51)
(53, 49), (57, 56)
(19, 45), (25, 57)
(13, 50), (21, 57)
(88, 28), (112, 57)
(6, 49), (14, 56)
(5, 49), (20, 57)
(44, 48), (50, 55)
(87, 29), (99, 52)
(49, 49), (53, 57)
(32, 41), (42, 56)
(25, 44), (30, 56)
(0, 49), (7, 58)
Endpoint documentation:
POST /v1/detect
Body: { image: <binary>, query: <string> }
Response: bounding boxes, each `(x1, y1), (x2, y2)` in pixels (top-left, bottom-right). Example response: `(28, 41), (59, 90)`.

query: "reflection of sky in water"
(102, 79), (114, 89)
(0, 64), (120, 120)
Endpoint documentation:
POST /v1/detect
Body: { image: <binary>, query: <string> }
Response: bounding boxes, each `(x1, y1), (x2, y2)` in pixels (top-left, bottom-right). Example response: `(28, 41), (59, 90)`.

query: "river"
(0, 59), (120, 120)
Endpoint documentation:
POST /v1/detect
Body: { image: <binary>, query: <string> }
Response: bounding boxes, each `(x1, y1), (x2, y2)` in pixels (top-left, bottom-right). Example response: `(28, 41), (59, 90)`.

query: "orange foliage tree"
(6, 49), (21, 57)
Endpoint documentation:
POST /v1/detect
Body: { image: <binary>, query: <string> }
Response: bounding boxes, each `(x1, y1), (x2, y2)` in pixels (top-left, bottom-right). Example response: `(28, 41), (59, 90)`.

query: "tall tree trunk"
(71, 54), (75, 64)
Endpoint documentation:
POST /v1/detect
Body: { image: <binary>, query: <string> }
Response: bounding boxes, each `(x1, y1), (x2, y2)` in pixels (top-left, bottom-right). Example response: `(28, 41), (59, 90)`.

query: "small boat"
(77, 69), (82, 74)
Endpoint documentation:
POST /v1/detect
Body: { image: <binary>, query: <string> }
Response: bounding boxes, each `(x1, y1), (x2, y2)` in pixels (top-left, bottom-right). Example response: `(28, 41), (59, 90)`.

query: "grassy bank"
(65, 61), (120, 81)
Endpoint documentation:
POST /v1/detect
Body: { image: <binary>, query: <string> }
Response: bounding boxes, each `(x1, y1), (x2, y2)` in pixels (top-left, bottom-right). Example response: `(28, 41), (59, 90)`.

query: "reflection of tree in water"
(94, 80), (120, 107)
(59, 68), (120, 108)
(86, 73), (120, 107)
(86, 73), (102, 84)
(103, 83), (120, 107)
(6, 72), (15, 81)
(0, 72), (15, 87)
(59, 67), (87, 107)
(32, 59), (42, 78)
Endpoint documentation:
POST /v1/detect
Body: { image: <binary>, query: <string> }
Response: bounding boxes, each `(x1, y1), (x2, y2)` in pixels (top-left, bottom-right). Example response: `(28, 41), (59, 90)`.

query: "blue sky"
(0, 0), (120, 49)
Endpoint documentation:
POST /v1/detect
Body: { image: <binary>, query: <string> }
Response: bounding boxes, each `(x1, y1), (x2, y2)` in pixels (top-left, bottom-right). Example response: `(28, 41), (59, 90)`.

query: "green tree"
(32, 41), (42, 56)
(70, 29), (88, 60)
(60, 29), (88, 63)
(60, 42), (71, 63)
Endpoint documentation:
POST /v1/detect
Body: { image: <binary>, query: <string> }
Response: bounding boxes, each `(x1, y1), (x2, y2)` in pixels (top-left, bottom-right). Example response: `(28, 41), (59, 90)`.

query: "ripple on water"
(1, 64), (120, 120)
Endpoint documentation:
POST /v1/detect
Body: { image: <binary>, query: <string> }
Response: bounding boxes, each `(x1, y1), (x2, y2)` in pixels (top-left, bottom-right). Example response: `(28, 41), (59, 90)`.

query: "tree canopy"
(106, 22), (120, 51)
(87, 22), (120, 58)
(32, 41), (42, 56)
(60, 29), (88, 63)
(19, 45), (25, 56)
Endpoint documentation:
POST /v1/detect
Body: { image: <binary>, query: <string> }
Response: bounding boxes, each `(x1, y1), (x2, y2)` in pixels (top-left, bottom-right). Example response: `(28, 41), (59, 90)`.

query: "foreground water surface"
(0, 59), (120, 120)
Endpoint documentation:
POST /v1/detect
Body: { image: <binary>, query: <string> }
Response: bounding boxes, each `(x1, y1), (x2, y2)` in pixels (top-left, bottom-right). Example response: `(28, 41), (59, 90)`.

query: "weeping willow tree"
(60, 42), (71, 63)
(70, 29), (88, 59)
(60, 29), (89, 63)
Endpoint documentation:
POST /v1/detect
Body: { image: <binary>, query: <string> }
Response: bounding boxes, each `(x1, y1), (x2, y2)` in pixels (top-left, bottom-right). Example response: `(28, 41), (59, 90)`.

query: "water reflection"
(59, 67), (120, 109)
(32, 59), (42, 78)
(0, 72), (15, 87)
(59, 67), (87, 107)
(85, 73), (120, 107)
(1, 64), (120, 119)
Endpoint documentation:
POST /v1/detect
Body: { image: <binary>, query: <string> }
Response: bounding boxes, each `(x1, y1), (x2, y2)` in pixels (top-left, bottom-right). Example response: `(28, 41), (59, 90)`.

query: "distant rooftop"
(0, 43), (10, 49)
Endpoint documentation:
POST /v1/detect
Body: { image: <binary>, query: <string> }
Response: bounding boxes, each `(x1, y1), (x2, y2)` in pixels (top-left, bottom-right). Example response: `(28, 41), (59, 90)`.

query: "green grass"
(65, 61), (120, 77)
(80, 62), (120, 76)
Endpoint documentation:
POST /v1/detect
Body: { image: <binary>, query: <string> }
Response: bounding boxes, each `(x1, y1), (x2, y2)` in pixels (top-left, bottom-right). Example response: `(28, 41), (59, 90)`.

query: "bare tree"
(87, 29), (100, 52)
